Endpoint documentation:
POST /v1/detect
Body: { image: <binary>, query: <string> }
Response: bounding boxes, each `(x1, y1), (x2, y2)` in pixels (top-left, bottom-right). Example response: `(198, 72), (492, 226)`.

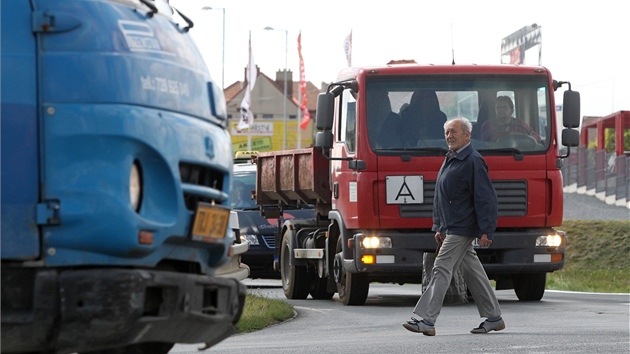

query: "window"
(339, 89), (357, 153)
(364, 76), (550, 154)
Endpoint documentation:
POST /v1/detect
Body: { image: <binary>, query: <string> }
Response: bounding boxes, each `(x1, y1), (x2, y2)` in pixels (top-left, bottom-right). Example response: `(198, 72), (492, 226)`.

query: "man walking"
(403, 117), (505, 336)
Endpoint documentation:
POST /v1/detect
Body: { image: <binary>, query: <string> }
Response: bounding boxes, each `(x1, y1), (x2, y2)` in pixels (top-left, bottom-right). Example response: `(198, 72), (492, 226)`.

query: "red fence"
(561, 145), (630, 205)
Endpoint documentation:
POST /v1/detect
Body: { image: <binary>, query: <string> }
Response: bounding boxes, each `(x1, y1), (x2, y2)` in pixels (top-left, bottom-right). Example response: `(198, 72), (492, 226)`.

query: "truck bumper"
(346, 228), (566, 278)
(1, 267), (246, 353)
(345, 232), (433, 281)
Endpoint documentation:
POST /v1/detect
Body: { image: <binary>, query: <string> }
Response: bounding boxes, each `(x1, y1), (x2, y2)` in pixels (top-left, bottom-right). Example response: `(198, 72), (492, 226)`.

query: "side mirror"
(562, 128), (579, 147)
(315, 92), (334, 130)
(562, 90), (581, 128)
(315, 131), (333, 149)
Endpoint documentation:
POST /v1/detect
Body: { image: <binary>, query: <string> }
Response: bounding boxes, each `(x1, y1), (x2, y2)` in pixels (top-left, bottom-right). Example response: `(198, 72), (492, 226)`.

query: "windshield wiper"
(478, 147), (524, 160)
(409, 147), (449, 153)
(376, 147), (448, 154)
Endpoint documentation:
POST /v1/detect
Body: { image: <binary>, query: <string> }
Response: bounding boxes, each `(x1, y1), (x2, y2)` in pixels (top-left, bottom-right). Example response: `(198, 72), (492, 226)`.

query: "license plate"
(191, 202), (230, 242)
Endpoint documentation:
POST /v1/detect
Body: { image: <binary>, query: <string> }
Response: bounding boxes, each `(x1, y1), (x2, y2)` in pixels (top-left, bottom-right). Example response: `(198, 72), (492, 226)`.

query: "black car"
(231, 159), (315, 279)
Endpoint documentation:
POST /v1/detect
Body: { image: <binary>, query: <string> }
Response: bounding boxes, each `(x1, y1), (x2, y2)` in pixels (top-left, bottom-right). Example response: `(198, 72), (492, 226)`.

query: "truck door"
(1, 0), (41, 259)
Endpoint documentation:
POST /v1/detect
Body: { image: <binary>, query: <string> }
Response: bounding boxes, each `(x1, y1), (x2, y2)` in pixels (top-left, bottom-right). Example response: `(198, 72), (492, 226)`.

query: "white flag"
(238, 89), (252, 130)
(238, 33), (256, 130)
(344, 30), (352, 67)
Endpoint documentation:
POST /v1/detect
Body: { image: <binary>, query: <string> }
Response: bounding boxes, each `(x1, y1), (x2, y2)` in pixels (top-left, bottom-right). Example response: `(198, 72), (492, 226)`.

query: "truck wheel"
(333, 237), (369, 305)
(280, 231), (309, 299)
(80, 342), (173, 354)
(513, 272), (546, 301)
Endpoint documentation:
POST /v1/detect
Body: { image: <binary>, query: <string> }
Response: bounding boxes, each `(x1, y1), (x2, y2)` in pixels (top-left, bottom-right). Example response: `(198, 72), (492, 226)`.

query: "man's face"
(495, 101), (513, 122)
(444, 120), (470, 151)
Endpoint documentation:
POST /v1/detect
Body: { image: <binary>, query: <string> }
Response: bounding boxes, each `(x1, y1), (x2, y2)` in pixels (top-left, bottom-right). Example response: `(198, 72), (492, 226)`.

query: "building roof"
(223, 69), (324, 112)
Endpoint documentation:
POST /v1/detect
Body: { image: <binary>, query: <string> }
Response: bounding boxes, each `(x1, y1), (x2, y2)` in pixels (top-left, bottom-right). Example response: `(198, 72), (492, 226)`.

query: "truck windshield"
(365, 76), (551, 154)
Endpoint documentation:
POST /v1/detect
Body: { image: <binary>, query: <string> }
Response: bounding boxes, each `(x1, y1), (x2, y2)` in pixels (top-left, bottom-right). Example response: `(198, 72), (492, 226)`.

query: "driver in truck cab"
(480, 96), (541, 143)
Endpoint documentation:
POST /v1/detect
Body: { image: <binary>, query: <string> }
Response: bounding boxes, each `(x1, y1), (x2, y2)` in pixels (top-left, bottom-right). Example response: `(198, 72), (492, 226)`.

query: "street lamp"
(201, 6), (225, 90)
(264, 26), (288, 150)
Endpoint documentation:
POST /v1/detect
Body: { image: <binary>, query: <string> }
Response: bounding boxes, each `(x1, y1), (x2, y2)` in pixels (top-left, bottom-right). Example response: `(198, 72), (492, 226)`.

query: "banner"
(238, 32), (256, 130)
(501, 25), (542, 65)
(298, 32), (311, 130)
(344, 30), (352, 67)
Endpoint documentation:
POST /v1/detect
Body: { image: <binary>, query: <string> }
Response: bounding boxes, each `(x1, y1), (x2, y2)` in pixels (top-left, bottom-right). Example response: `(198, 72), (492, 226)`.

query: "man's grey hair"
(444, 117), (473, 134)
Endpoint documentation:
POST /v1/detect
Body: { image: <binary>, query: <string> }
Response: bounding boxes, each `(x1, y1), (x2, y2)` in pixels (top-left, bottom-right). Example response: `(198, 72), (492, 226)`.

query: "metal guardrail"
(561, 146), (630, 208)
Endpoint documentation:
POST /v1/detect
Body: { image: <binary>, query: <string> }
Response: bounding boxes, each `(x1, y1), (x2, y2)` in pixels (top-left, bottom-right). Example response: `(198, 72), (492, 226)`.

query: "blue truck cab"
(1, 0), (245, 353)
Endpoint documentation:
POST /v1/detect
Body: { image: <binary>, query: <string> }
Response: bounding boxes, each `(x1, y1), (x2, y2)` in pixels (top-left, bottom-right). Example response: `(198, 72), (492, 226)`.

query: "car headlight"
(536, 234), (563, 247)
(129, 161), (143, 212)
(361, 236), (392, 249)
(240, 234), (259, 245)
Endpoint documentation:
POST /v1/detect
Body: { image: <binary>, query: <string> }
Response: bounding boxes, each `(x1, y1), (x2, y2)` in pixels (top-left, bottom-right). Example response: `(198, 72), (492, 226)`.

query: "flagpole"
(297, 31), (302, 149)
(297, 89), (302, 149)
(247, 127), (252, 151)
(238, 31), (256, 151)
(297, 31), (311, 143)
(248, 31), (252, 151)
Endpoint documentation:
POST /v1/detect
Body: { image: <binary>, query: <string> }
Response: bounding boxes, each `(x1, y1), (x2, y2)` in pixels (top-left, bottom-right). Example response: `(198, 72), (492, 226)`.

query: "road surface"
(173, 281), (629, 354)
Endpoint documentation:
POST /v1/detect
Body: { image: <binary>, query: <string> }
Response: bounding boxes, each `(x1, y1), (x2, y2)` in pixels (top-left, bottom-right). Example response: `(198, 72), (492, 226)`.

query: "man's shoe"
(403, 317), (436, 336)
(470, 319), (505, 334)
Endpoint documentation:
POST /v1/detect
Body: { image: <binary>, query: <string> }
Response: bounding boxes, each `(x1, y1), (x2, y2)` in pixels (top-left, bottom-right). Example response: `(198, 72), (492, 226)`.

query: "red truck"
(256, 64), (580, 305)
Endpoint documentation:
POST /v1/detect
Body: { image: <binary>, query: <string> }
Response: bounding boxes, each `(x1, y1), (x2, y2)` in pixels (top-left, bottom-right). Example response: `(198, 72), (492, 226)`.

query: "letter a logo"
(395, 176), (415, 203)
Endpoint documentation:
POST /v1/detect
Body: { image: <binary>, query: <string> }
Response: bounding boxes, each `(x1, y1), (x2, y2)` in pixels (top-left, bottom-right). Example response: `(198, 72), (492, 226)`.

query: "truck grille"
(493, 180), (528, 216)
(179, 162), (226, 211)
(399, 180), (527, 218)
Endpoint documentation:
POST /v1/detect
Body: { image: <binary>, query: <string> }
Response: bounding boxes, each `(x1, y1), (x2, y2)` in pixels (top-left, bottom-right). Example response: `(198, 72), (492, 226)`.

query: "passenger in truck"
(480, 96), (541, 143)
(367, 88), (402, 149)
(400, 89), (448, 143)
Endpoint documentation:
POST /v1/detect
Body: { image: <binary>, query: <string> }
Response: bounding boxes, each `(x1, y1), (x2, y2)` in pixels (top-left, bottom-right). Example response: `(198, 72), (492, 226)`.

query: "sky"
(169, 0), (628, 118)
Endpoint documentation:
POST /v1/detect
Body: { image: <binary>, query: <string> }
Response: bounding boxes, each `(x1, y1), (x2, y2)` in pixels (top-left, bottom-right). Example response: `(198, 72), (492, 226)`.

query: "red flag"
(298, 32), (311, 130)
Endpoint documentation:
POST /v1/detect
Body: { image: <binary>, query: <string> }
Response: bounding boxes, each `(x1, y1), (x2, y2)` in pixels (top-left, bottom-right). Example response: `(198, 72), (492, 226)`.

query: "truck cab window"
(339, 89), (357, 153)
(365, 78), (550, 153)
(366, 87), (401, 149)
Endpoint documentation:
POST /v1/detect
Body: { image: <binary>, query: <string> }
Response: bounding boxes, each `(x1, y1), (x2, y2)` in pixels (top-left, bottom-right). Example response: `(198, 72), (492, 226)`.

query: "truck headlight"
(536, 234), (563, 247)
(129, 161), (143, 212)
(361, 236), (392, 249)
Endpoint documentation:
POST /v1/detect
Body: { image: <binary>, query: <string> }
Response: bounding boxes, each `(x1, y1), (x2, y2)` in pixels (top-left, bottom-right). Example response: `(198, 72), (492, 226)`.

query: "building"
(224, 67), (324, 152)
(580, 111), (630, 156)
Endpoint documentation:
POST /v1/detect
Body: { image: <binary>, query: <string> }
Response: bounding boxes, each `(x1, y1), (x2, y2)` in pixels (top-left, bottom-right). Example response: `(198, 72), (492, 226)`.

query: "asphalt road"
(563, 192), (629, 221)
(173, 282), (630, 354)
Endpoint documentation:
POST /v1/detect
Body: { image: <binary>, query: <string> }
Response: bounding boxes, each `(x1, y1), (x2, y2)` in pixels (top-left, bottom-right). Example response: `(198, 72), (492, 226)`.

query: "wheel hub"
(333, 252), (343, 283)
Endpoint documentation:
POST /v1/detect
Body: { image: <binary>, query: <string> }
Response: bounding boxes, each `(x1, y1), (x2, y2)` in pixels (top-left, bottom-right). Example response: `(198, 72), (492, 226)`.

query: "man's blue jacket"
(431, 143), (498, 239)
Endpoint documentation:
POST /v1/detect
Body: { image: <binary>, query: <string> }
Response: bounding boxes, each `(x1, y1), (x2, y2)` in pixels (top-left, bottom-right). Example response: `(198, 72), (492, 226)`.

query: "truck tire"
(80, 342), (173, 354)
(280, 231), (309, 299)
(513, 272), (546, 301)
(333, 237), (369, 305)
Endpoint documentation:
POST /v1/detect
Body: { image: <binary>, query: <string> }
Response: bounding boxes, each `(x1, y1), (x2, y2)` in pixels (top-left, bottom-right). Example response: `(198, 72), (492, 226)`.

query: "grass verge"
(236, 291), (294, 333)
(547, 219), (629, 293)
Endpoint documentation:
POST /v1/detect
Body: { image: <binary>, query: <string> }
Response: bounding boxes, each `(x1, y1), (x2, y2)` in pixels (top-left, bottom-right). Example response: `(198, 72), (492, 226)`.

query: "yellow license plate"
(191, 203), (230, 242)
